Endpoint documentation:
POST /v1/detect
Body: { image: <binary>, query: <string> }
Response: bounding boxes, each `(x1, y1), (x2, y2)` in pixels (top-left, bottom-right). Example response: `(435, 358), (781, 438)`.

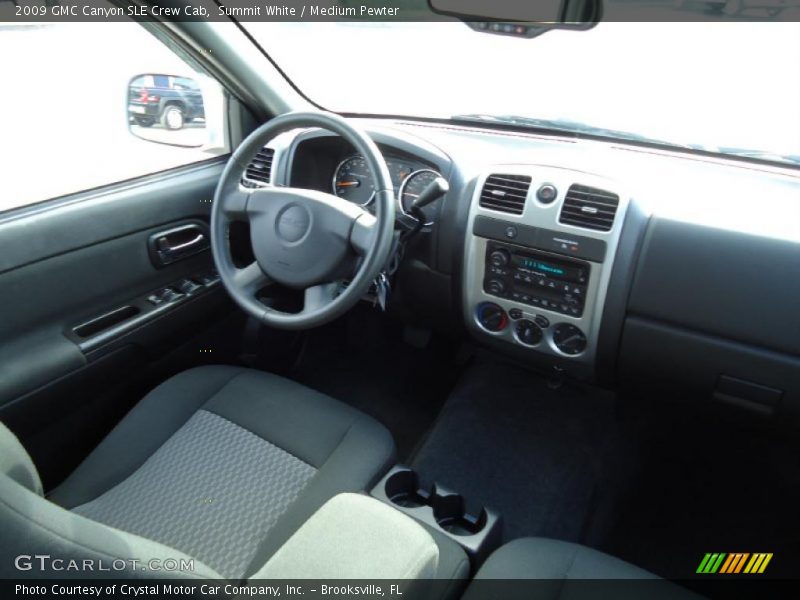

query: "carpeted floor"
(290, 308), (463, 461)
(411, 359), (628, 544)
(411, 359), (800, 581)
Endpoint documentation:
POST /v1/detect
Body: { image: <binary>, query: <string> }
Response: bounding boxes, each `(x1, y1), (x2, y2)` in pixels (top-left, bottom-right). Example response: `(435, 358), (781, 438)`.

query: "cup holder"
(384, 468), (432, 509)
(373, 465), (501, 562)
(431, 492), (488, 537)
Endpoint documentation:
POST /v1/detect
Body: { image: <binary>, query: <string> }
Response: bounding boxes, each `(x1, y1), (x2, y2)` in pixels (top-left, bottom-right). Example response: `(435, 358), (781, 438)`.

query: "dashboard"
(244, 117), (800, 421)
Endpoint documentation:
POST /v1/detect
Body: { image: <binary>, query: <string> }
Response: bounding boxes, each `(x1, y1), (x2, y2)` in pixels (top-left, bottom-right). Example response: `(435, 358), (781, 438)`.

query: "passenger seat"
(462, 537), (702, 600)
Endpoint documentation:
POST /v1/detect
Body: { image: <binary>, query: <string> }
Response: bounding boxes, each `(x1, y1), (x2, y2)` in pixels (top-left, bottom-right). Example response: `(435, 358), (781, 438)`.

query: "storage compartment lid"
(250, 493), (439, 584)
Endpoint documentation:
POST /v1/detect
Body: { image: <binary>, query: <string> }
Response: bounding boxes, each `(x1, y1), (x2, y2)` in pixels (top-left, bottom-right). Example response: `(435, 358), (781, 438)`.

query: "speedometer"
(398, 169), (442, 225)
(332, 155), (374, 206)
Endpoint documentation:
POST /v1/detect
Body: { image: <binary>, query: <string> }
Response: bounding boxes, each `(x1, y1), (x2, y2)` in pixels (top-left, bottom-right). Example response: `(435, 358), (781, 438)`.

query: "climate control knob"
(488, 248), (510, 268)
(515, 319), (543, 346)
(476, 302), (508, 332)
(552, 323), (587, 355)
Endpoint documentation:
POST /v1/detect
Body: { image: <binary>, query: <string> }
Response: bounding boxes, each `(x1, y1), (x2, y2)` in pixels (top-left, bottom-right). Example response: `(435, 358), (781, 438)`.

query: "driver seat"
(0, 366), (395, 579)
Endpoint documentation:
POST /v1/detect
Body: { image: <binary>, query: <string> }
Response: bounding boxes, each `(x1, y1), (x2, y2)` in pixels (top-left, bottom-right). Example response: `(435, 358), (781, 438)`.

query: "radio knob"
(488, 248), (510, 268)
(486, 279), (505, 295)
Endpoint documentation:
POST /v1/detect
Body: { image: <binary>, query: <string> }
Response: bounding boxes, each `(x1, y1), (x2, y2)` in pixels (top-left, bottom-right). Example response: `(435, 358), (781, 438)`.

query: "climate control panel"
(474, 301), (586, 355)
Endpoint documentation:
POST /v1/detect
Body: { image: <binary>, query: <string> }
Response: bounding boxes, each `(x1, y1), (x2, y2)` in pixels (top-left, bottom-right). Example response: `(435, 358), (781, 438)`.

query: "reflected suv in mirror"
(127, 74), (204, 131)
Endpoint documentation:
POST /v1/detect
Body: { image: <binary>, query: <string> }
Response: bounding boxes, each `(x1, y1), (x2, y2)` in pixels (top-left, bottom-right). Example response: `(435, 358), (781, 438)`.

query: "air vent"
(479, 174), (531, 215)
(559, 184), (619, 232)
(242, 147), (275, 187)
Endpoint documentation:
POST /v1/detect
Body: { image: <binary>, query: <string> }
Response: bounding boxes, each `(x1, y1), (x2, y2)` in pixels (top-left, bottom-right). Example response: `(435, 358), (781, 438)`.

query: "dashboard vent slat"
(242, 147), (275, 187)
(559, 184), (620, 231)
(479, 174), (531, 215)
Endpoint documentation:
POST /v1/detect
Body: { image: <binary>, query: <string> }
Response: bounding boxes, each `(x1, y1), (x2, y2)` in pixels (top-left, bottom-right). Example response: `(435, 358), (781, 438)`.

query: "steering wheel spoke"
(233, 261), (270, 296)
(220, 188), (250, 219)
(302, 282), (342, 315)
(350, 212), (378, 256)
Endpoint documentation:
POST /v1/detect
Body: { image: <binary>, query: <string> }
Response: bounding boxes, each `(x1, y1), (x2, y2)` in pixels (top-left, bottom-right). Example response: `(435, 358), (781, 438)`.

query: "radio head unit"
(484, 242), (589, 317)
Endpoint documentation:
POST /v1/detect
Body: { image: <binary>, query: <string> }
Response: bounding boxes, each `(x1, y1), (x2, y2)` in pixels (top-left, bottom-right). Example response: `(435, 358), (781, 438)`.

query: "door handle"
(148, 222), (210, 267)
(159, 232), (205, 254)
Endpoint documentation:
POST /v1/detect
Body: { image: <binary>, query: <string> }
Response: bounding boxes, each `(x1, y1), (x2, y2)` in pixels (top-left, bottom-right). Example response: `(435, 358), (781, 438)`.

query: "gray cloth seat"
(1, 365), (395, 579)
(462, 538), (701, 600)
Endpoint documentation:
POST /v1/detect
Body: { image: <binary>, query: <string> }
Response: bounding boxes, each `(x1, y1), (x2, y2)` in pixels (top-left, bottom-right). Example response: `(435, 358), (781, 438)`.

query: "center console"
(371, 465), (502, 564)
(463, 167), (628, 371)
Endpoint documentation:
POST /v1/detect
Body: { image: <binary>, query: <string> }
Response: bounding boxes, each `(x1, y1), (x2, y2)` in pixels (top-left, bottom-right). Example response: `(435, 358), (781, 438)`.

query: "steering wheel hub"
(276, 204), (311, 243)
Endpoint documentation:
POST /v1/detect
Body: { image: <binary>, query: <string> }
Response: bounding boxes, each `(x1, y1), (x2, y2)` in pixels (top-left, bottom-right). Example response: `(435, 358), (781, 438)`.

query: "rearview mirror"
(428, 0), (601, 35)
(127, 74), (207, 147)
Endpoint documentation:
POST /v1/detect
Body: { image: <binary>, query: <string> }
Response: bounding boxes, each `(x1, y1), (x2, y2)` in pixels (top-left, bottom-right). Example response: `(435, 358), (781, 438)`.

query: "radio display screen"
(514, 252), (585, 282)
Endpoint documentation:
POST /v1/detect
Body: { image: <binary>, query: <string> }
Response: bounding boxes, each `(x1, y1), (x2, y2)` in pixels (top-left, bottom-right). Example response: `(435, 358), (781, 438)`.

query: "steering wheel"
(210, 111), (395, 330)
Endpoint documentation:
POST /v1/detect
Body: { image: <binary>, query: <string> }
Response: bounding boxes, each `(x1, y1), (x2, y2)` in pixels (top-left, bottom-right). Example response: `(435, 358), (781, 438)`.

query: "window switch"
(177, 278), (202, 295)
(158, 287), (183, 303)
(195, 272), (220, 286)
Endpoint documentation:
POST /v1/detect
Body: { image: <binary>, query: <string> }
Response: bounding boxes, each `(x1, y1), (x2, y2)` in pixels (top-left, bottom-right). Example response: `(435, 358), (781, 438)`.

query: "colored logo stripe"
(697, 553), (726, 573)
(719, 553), (749, 573)
(744, 553), (773, 574)
(697, 552), (773, 574)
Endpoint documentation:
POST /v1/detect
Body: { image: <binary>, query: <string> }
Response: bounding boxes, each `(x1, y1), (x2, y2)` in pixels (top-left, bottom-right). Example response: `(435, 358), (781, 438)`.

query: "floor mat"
(290, 308), (462, 461)
(412, 359), (626, 544)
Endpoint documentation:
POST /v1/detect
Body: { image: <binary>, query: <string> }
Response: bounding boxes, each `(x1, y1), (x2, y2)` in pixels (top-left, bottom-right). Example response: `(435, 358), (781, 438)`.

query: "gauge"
(398, 169), (442, 225)
(385, 159), (414, 188)
(332, 155), (374, 206)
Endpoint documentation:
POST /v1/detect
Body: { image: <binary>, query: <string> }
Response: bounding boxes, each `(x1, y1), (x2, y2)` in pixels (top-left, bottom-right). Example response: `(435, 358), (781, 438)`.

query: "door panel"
(0, 160), (233, 487)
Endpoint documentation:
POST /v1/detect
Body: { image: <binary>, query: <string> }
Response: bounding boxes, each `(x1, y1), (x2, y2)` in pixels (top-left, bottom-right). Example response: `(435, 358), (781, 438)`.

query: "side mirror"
(127, 73), (208, 147)
(428, 0), (601, 36)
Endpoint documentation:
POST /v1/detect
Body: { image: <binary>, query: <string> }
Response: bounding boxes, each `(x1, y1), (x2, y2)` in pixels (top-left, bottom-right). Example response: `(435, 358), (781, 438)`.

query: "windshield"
(245, 21), (800, 166)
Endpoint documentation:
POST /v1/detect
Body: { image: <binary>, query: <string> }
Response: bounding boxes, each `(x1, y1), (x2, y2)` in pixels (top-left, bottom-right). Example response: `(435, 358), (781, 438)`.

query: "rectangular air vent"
(479, 174), (531, 215)
(242, 147), (275, 187)
(559, 184), (619, 232)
